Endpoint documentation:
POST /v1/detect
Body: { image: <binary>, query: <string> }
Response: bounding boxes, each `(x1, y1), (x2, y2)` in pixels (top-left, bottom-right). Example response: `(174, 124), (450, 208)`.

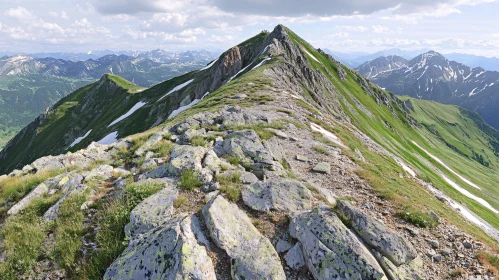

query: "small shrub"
(398, 207), (438, 228)
(313, 146), (329, 155)
(225, 155), (243, 166)
(178, 170), (203, 190)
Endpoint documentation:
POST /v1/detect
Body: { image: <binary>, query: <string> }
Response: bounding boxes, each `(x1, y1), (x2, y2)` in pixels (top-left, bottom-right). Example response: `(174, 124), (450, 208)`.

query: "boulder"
(124, 179), (178, 237)
(147, 145), (206, 178)
(242, 178), (312, 213)
(203, 196), (286, 279)
(84, 165), (114, 182)
(290, 208), (387, 280)
(104, 215), (216, 280)
(336, 201), (417, 266)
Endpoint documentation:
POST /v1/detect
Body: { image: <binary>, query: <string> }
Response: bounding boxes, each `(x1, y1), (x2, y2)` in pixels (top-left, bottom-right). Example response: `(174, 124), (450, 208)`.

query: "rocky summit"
(0, 24), (499, 280)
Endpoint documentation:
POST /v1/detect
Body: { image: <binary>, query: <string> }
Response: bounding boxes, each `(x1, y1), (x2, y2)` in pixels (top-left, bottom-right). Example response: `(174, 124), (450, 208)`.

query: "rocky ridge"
(0, 25), (498, 280)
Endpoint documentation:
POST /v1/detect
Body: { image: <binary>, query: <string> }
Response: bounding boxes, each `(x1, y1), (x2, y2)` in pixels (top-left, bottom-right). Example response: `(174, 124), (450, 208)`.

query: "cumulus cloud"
(4, 6), (35, 20)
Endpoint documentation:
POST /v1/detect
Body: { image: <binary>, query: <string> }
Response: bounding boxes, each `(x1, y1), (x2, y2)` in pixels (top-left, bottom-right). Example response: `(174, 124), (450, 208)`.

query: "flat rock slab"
(296, 155), (309, 162)
(337, 201), (417, 266)
(124, 179), (178, 237)
(290, 208), (387, 280)
(242, 178), (312, 213)
(8, 183), (48, 215)
(104, 215), (216, 280)
(203, 196), (286, 280)
(312, 162), (330, 174)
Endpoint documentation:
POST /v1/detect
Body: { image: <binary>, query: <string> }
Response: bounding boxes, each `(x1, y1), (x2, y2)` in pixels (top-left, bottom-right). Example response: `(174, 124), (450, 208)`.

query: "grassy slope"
(285, 28), (499, 247)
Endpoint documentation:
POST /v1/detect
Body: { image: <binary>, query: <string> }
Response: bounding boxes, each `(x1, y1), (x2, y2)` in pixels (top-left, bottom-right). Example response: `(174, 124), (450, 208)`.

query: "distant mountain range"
(356, 51), (499, 129)
(0, 51), (217, 148)
(326, 48), (499, 72)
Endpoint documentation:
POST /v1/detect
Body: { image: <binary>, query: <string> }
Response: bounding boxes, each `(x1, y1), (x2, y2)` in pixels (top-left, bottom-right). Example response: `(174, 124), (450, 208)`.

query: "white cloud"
(4, 6), (35, 20)
(328, 32), (350, 38)
(336, 25), (369, 32)
(372, 25), (392, 33)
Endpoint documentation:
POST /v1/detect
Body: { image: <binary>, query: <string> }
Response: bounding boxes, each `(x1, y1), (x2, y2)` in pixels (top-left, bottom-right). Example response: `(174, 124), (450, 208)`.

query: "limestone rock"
(202, 196), (286, 279)
(375, 252), (423, 280)
(124, 179), (178, 237)
(337, 200), (417, 266)
(135, 134), (163, 156)
(276, 239), (293, 253)
(290, 208), (387, 280)
(242, 178), (312, 213)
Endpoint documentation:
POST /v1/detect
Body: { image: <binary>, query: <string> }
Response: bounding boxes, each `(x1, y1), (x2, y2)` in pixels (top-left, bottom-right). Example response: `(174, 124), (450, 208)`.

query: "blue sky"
(1, 0), (498, 56)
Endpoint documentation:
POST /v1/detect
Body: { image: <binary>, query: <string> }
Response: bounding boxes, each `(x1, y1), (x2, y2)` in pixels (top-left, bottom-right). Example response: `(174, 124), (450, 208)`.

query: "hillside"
(0, 25), (498, 279)
(0, 52), (214, 148)
(356, 51), (499, 129)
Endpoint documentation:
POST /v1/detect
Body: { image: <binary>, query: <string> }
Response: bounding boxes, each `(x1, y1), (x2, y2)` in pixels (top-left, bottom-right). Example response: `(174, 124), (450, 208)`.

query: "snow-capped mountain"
(356, 51), (499, 129)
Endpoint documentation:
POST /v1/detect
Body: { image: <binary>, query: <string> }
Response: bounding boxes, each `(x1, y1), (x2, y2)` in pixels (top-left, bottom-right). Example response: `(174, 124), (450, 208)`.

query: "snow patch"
(441, 175), (498, 214)
(201, 91), (210, 99)
(252, 57), (271, 70)
(200, 58), (218, 71)
(157, 79), (194, 102)
(98, 131), (118, 145)
(168, 99), (200, 119)
(302, 48), (320, 63)
(228, 64), (252, 82)
(69, 130), (92, 148)
(107, 101), (147, 127)
(310, 123), (345, 148)
(393, 157), (416, 177)
(412, 141), (482, 190)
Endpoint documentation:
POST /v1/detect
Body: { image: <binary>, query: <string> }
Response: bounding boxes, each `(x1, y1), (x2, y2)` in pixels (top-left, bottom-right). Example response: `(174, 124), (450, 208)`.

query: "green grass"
(0, 211), (46, 278)
(178, 170), (203, 190)
(190, 135), (207, 147)
(51, 194), (87, 274)
(106, 74), (145, 94)
(398, 207), (439, 228)
(149, 139), (174, 158)
(313, 145), (329, 155)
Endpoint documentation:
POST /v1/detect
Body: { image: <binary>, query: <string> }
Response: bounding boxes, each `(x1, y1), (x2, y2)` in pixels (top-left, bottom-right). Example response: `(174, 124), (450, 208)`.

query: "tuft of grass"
(178, 170), (203, 190)
(149, 140), (174, 158)
(276, 108), (296, 117)
(313, 145), (329, 155)
(173, 194), (187, 208)
(190, 136), (207, 147)
(217, 172), (242, 202)
(398, 207), (438, 228)
(477, 251), (499, 275)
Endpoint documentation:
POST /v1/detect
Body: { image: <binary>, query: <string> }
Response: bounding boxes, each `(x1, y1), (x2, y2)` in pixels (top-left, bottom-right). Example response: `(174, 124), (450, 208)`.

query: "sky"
(1, 0), (499, 57)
